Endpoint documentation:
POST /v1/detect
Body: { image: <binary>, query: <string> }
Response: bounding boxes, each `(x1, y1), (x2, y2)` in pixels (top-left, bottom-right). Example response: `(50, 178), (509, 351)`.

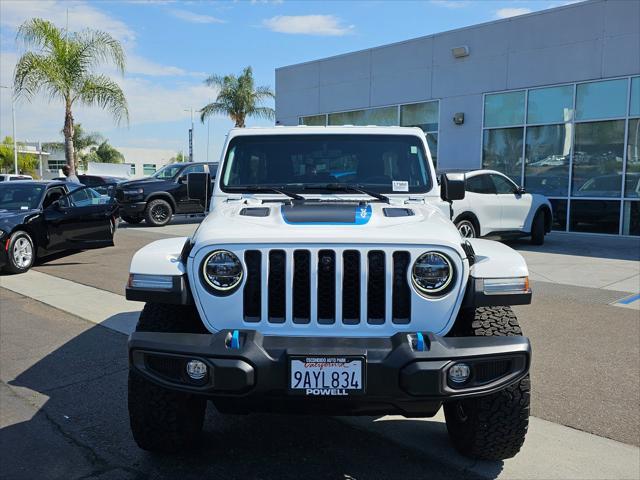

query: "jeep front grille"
(242, 248), (412, 326)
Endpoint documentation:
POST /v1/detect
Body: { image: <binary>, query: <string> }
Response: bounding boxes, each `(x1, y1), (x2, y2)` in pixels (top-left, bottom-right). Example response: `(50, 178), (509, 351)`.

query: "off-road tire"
(128, 303), (208, 452)
(530, 210), (545, 245)
(3, 231), (35, 274)
(144, 198), (173, 227)
(444, 306), (530, 460)
(121, 215), (143, 225)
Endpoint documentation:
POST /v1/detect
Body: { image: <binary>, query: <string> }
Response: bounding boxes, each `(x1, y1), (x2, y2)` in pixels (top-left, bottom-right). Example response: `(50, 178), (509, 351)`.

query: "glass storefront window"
(627, 118), (640, 198)
(143, 164), (156, 176)
(300, 114), (326, 126)
(622, 201), (639, 236)
(549, 199), (567, 231)
(576, 79), (628, 121)
(400, 101), (439, 132)
(527, 85), (574, 124)
(482, 127), (523, 183)
(524, 124), (571, 196)
(631, 77), (640, 117)
(572, 120), (625, 197)
(328, 106), (397, 126)
(484, 91), (525, 128)
(569, 200), (620, 234)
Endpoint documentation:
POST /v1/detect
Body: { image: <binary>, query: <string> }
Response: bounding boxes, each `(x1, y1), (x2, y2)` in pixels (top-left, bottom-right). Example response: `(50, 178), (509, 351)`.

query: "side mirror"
(515, 186), (526, 195)
(440, 173), (466, 202)
(178, 175), (188, 184)
(187, 172), (211, 209)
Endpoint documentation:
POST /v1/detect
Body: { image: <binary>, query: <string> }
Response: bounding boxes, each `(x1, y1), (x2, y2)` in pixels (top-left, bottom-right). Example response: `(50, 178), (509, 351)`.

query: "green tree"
(84, 140), (124, 164)
(169, 151), (186, 163)
(200, 66), (274, 128)
(14, 18), (129, 176)
(0, 137), (38, 175)
(44, 123), (103, 169)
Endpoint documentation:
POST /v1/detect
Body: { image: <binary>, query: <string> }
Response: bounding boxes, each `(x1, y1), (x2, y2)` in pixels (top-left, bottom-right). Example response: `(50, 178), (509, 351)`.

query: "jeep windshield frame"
(219, 134), (433, 195)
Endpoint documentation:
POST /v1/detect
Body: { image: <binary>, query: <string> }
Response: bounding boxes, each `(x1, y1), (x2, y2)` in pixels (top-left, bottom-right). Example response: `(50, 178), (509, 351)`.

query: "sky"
(0, 0), (583, 162)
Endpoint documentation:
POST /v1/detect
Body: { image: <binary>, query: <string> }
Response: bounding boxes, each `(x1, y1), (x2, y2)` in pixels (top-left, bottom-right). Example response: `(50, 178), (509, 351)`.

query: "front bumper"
(129, 330), (531, 416)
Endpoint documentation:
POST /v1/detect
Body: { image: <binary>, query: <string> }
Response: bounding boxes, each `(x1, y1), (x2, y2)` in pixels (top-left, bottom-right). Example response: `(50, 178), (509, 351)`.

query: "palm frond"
(74, 29), (126, 74)
(13, 52), (64, 100)
(77, 75), (129, 125)
(199, 102), (227, 123)
(250, 106), (275, 121)
(16, 18), (63, 53)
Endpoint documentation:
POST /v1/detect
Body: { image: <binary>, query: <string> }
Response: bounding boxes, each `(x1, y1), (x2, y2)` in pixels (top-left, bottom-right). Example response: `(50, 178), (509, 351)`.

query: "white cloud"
(169, 9), (225, 24)
(495, 7), (532, 19)
(429, 0), (471, 8)
(263, 15), (353, 36)
(126, 54), (205, 77)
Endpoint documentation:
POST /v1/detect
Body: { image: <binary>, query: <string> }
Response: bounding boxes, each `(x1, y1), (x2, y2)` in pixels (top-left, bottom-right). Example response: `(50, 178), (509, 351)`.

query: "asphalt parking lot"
(1, 220), (639, 479)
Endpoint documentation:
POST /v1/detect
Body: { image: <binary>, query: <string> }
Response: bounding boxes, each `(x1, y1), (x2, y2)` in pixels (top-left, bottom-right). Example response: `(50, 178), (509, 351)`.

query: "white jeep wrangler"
(126, 126), (532, 460)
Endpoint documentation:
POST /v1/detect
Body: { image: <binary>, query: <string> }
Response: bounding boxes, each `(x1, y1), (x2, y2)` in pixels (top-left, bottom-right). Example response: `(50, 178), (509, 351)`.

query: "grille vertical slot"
(292, 250), (311, 324)
(243, 250), (261, 322)
(392, 251), (411, 324)
(367, 251), (386, 324)
(317, 250), (336, 324)
(268, 250), (286, 323)
(342, 250), (361, 324)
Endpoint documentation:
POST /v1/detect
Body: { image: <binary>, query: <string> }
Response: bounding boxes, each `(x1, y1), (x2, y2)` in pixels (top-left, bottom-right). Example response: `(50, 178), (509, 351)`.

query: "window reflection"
(400, 102), (439, 131)
(549, 199), (567, 231)
(300, 115), (326, 126)
(572, 120), (625, 197)
(482, 127), (523, 183)
(328, 106), (397, 126)
(622, 201), (639, 236)
(631, 77), (640, 117)
(527, 85), (574, 124)
(484, 91), (525, 128)
(570, 200), (620, 234)
(525, 124), (571, 196)
(626, 118), (640, 198)
(576, 79), (628, 121)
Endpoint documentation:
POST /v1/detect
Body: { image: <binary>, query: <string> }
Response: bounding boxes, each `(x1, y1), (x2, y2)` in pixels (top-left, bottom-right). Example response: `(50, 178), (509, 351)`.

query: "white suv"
(452, 169), (552, 245)
(125, 127), (532, 460)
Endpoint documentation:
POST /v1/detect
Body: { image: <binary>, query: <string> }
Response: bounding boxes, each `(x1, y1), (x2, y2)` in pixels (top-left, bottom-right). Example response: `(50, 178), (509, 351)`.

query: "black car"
(53, 174), (127, 187)
(116, 162), (217, 227)
(0, 181), (118, 274)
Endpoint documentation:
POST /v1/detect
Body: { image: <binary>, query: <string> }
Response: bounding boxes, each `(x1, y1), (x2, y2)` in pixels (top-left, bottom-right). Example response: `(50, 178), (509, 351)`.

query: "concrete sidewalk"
(2, 270), (639, 480)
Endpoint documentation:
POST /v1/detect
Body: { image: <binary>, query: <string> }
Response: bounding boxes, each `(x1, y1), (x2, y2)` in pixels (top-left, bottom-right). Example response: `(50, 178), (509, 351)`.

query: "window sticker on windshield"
(20, 206), (29, 210)
(392, 181), (409, 192)
(410, 146), (418, 154)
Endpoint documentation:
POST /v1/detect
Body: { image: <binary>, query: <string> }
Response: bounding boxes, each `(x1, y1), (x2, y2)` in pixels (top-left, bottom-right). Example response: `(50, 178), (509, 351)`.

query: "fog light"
(448, 363), (471, 384)
(185, 360), (207, 381)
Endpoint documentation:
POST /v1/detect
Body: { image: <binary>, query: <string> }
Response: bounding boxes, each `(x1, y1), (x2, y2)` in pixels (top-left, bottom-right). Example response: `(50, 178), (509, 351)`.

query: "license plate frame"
(288, 356), (366, 396)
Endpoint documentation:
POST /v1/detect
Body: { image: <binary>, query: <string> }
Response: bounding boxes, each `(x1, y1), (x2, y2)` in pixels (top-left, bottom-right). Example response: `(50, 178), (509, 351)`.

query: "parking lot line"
(2, 270), (639, 479)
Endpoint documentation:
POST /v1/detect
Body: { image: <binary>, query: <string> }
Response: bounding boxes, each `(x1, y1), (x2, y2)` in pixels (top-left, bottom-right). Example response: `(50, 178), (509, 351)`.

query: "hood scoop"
(240, 207), (271, 217)
(383, 208), (415, 217)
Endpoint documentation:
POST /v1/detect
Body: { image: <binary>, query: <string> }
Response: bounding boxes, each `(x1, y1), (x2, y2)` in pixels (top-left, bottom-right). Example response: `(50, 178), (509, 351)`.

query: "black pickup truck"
(115, 162), (217, 226)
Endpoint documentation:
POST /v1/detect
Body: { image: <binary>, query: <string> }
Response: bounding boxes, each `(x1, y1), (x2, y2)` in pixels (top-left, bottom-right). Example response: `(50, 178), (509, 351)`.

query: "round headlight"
(412, 252), (454, 295)
(202, 250), (243, 291)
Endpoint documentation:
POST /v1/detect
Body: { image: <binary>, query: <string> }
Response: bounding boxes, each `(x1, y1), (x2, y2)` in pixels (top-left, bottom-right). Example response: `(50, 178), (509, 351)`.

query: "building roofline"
(275, 0), (595, 72)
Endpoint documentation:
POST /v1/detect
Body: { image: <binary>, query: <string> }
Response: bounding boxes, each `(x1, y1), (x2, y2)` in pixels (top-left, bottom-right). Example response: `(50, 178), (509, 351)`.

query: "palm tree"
(200, 66), (274, 128)
(14, 18), (129, 175)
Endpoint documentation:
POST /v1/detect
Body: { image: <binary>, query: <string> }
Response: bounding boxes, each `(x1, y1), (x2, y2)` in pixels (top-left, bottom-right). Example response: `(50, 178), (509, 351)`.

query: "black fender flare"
(144, 192), (177, 212)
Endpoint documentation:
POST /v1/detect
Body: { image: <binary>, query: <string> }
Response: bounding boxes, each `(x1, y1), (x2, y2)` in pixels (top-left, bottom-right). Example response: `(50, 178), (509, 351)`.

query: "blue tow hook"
(230, 330), (240, 349)
(414, 332), (427, 352)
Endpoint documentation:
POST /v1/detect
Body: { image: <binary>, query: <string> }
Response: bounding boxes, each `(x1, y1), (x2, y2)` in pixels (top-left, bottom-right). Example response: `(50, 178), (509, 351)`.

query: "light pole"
(184, 108), (196, 162)
(0, 85), (18, 174)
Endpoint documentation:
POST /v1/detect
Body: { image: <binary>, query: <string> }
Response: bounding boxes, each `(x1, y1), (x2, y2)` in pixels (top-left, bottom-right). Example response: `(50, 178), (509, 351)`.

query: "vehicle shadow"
(117, 215), (203, 229)
(2, 316), (501, 480)
(505, 232), (640, 261)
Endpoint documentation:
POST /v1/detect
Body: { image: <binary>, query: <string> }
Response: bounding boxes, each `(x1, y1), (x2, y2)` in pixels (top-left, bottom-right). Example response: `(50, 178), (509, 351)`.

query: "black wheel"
(3, 231), (35, 274)
(121, 215), (143, 224)
(144, 199), (173, 227)
(444, 306), (530, 460)
(128, 303), (208, 452)
(530, 210), (545, 245)
(455, 217), (477, 239)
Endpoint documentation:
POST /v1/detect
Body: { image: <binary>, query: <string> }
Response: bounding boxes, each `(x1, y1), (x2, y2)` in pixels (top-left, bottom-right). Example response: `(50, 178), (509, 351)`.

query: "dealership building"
(274, 0), (639, 236)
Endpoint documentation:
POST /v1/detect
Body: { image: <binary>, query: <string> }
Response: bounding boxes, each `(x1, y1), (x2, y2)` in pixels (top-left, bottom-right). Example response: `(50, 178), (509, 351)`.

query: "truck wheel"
(128, 303), (207, 452)
(3, 231), (35, 274)
(144, 199), (173, 227)
(530, 210), (545, 245)
(121, 215), (143, 224)
(455, 218), (477, 238)
(444, 306), (530, 460)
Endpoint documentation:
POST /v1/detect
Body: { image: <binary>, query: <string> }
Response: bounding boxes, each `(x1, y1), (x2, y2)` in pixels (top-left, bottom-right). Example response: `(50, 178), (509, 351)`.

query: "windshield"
(0, 184), (45, 210)
(220, 134), (432, 194)
(152, 164), (183, 180)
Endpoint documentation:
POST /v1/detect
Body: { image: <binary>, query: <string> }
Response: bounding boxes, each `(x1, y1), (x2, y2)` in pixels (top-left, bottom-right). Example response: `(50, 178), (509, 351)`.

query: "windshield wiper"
(227, 185), (305, 201)
(298, 183), (390, 204)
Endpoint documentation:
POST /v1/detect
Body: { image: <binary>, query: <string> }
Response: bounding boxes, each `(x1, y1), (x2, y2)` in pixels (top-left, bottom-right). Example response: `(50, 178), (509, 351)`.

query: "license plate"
(289, 356), (365, 396)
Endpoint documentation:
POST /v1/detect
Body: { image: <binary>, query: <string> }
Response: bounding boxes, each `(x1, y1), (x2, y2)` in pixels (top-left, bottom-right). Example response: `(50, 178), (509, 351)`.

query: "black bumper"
(118, 201), (146, 216)
(129, 330), (531, 416)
